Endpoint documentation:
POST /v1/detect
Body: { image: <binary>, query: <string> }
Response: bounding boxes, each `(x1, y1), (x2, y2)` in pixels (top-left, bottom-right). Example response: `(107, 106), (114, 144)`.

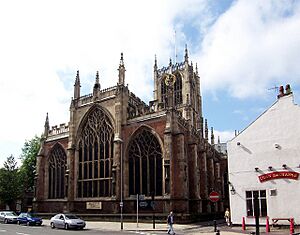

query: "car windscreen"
(65, 214), (79, 219)
(6, 212), (17, 216)
(26, 214), (36, 218)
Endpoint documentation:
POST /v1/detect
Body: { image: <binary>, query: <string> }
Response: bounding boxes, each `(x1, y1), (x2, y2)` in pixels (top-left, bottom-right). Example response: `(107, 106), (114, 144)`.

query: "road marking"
(16, 232), (30, 235)
(0, 230), (7, 233)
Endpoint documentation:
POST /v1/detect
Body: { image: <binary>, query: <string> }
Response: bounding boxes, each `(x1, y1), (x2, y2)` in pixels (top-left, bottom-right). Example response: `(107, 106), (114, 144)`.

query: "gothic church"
(34, 47), (228, 220)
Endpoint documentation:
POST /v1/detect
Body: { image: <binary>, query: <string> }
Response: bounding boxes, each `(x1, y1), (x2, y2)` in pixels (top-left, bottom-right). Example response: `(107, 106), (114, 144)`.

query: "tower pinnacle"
(154, 54), (157, 71)
(118, 52), (126, 85)
(44, 112), (49, 138)
(74, 70), (81, 99)
(184, 44), (189, 63)
(93, 71), (101, 97)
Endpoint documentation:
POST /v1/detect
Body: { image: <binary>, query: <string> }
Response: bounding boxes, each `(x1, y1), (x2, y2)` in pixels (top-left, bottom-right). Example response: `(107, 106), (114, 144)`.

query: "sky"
(0, 0), (300, 167)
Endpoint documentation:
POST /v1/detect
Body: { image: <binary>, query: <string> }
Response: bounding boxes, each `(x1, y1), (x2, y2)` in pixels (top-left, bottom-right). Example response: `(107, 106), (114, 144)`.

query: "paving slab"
(42, 219), (294, 235)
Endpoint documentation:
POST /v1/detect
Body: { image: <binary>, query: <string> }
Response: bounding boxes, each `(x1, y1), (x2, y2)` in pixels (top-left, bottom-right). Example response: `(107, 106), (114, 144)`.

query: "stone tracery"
(48, 144), (66, 199)
(77, 107), (114, 198)
(128, 129), (163, 196)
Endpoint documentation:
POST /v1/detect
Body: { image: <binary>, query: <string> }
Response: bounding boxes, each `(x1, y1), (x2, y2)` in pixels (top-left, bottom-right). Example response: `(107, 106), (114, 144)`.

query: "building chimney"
(285, 84), (292, 95)
(277, 85), (284, 99)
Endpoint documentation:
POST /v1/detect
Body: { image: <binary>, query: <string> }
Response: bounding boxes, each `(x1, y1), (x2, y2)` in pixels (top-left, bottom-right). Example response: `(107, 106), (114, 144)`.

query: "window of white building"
(246, 190), (267, 217)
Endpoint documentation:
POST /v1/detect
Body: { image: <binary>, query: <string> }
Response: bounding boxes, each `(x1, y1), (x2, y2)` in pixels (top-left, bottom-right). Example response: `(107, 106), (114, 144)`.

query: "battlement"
(49, 123), (69, 136)
(157, 62), (185, 75)
(73, 85), (118, 106)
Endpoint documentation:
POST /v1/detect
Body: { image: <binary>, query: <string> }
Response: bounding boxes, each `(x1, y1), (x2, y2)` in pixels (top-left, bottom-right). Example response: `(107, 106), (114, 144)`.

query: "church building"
(34, 48), (228, 220)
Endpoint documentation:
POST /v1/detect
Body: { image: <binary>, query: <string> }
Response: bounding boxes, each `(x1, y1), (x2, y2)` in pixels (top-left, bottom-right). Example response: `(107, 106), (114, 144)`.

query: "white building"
(227, 87), (300, 225)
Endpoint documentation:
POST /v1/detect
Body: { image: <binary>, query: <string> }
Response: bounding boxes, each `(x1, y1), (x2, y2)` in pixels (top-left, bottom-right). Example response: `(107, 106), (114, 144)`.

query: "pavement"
(42, 219), (295, 234)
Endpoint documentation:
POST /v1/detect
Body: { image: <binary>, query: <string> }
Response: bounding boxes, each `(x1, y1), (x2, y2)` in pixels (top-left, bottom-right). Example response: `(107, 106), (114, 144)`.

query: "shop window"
(246, 190), (267, 217)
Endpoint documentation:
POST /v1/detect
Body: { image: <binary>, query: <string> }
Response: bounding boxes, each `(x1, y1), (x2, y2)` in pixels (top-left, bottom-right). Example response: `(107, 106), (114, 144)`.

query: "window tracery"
(174, 72), (182, 105)
(128, 129), (163, 196)
(77, 107), (114, 198)
(161, 78), (167, 107)
(48, 144), (66, 199)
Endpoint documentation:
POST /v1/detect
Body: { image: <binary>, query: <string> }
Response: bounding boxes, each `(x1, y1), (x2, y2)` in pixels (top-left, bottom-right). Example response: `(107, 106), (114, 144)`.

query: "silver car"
(0, 211), (18, 224)
(50, 213), (86, 230)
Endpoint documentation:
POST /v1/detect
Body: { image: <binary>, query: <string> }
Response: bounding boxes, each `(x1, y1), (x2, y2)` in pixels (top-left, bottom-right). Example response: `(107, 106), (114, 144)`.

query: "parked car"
(17, 213), (42, 226)
(0, 211), (18, 224)
(50, 213), (86, 230)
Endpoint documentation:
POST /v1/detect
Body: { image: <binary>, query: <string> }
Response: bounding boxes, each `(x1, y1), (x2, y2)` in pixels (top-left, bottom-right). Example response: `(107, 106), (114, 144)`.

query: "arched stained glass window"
(128, 129), (163, 196)
(48, 144), (66, 199)
(77, 107), (114, 198)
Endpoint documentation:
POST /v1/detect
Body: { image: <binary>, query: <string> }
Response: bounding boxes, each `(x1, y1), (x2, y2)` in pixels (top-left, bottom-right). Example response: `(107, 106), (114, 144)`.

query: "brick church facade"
(34, 48), (228, 220)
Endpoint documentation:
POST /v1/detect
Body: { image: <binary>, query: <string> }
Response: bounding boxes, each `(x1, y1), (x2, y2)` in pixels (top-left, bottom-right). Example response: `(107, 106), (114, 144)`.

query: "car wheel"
(4, 219), (7, 224)
(64, 223), (69, 230)
(50, 222), (55, 229)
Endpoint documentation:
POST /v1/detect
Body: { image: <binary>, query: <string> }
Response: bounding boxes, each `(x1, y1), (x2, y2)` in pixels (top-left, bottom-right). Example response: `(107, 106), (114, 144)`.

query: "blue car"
(17, 213), (42, 226)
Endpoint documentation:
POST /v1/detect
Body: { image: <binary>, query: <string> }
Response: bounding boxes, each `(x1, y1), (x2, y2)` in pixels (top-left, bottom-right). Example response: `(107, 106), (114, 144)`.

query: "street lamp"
(114, 137), (124, 230)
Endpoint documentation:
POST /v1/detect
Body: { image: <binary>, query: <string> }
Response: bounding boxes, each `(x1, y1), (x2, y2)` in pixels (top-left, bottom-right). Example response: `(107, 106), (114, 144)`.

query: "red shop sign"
(259, 171), (299, 183)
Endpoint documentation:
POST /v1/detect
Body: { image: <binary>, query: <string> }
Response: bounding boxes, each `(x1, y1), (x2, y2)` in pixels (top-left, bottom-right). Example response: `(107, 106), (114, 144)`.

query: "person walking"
(167, 211), (175, 234)
(224, 208), (231, 226)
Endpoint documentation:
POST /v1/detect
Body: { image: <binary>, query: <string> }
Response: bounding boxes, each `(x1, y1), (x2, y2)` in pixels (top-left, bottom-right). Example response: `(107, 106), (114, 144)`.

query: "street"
(0, 223), (169, 235)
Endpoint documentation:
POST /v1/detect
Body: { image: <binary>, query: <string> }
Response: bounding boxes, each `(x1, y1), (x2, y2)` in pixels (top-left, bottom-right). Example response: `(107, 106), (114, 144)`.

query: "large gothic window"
(77, 107), (114, 198)
(174, 73), (182, 105)
(48, 144), (66, 199)
(161, 78), (167, 106)
(128, 129), (163, 196)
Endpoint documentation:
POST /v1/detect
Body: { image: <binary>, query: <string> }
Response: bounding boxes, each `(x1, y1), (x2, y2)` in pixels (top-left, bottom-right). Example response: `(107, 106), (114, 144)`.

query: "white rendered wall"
(227, 94), (300, 225)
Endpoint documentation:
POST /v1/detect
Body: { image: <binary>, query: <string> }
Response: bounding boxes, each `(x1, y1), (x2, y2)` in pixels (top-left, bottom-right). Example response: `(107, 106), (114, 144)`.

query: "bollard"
(290, 218), (294, 235)
(242, 217), (246, 231)
(216, 229), (220, 235)
(214, 220), (217, 232)
(266, 216), (270, 233)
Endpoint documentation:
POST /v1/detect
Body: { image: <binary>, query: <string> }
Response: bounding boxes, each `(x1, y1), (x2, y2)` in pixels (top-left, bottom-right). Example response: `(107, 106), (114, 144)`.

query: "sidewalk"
(43, 219), (293, 234)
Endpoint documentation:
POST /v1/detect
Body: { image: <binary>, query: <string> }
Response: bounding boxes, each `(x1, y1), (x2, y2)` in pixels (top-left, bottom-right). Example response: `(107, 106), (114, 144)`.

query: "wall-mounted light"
(268, 166), (273, 171)
(228, 181), (236, 195)
(230, 185), (236, 195)
(282, 164), (287, 169)
(255, 167), (259, 172)
(274, 143), (281, 149)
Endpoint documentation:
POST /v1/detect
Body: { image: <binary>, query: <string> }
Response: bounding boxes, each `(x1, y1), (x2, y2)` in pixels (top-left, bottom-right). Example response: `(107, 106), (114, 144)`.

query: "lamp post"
(114, 137), (124, 230)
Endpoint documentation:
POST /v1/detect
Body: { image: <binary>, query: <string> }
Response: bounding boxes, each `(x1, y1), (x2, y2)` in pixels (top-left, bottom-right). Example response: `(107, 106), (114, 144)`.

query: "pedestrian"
(224, 208), (231, 226)
(167, 211), (175, 234)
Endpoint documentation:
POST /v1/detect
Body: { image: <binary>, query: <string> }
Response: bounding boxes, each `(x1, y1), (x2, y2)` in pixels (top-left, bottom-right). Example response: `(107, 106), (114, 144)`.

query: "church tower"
(153, 45), (203, 135)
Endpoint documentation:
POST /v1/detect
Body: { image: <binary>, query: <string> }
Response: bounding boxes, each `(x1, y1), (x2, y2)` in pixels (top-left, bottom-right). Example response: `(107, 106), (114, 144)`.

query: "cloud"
(197, 0), (300, 98)
(208, 129), (235, 143)
(0, 0), (210, 164)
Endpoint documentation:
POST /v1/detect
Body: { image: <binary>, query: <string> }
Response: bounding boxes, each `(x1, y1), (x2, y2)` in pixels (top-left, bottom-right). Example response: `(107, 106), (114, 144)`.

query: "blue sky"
(0, 0), (300, 166)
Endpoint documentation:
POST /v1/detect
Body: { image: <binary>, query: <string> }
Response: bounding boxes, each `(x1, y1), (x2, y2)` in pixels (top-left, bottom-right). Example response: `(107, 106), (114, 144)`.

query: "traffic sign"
(209, 191), (220, 202)
(139, 201), (148, 208)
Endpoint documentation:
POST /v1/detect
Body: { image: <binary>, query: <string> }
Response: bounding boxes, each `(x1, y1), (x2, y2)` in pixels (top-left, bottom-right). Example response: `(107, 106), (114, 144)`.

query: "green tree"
(19, 136), (41, 192)
(0, 155), (22, 208)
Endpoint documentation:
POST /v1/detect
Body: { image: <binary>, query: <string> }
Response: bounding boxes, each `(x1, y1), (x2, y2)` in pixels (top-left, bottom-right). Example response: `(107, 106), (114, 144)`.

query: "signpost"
(209, 191), (220, 232)
(209, 191), (220, 202)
